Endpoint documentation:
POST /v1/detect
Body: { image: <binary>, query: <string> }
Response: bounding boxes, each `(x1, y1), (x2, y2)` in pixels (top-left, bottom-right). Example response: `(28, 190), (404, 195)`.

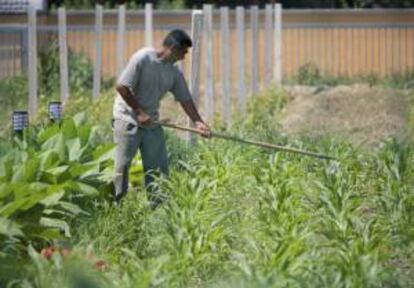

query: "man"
(112, 29), (211, 207)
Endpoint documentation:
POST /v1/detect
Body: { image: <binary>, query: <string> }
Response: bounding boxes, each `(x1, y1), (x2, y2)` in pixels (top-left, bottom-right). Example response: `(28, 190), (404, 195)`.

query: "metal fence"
(0, 8), (413, 131)
(0, 25), (26, 79)
(0, 9), (413, 81)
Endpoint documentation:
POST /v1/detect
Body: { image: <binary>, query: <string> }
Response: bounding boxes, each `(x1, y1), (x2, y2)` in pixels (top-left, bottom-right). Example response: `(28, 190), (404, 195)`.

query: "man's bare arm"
(116, 84), (151, 125)
(179, 99), (203, 123)
(180, 100), (211, 137)
(116, 84), (142, 114)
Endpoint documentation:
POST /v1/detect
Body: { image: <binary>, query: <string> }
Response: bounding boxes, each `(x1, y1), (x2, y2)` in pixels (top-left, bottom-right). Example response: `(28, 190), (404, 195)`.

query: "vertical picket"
(92, 4), (103, 99)
(203, 4), (214, 121)
(221, 7), (231, 126)
(116, 4), (126, 76)
(145, 3), (153, 47)
(251, 6), (259, 94)
(188, 10), (203, 142)
(265, 4), (273, 86)
(28, 4), (38, 116)
(236, 6), (246, 115)
(58, 7), (70, 104)
(274, 3), (282, 85)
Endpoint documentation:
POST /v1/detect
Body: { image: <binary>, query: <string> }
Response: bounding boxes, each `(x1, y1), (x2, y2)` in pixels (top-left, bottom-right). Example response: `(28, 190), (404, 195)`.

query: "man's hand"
(135, 109), (152, 127)
(116, 85), (150, 127)
(195, 121), (212, 138)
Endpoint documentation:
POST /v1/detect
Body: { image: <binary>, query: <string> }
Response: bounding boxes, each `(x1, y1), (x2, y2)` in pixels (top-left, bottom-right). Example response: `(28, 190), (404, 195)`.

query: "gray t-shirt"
(113, 47), (192, 125)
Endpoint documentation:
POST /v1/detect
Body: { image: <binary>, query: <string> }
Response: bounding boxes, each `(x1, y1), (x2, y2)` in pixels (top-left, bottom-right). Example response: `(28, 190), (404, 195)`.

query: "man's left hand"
(195, 121), (212, 138)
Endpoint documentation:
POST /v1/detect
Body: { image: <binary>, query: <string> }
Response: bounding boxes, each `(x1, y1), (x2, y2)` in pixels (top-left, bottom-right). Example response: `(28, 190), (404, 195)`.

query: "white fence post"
(188, 10), (203, 143)
(274, 3), (282, 85)
(92, 4), (103, 99)
(28, 4), (38, 116)
(203, 4), (214, 122)
(265, 4), (273, 86)
(221, 7), (231, 126)
(58, 7), (70, 105)
(236, 6), (246, 115)
(116, 4), (126, 76)
(251, 6), (259, 94)
(145, 3), (153, 47)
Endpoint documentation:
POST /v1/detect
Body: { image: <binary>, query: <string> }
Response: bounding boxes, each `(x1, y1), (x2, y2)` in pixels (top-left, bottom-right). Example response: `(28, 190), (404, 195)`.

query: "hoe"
(160, 120), (336, 161)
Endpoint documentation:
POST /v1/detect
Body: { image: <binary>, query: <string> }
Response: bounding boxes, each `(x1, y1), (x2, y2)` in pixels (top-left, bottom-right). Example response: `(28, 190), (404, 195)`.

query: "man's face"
(168, 45), (189, 62)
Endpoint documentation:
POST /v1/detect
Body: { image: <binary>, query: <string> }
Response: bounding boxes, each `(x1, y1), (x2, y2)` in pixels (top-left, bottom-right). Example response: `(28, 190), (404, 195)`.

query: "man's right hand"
(116, 85), (151, 127)
(135, 110), (152, 127)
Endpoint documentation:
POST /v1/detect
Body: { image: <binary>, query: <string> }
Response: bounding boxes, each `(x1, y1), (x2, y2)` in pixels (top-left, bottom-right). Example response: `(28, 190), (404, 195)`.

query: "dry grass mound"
(280, 84), (409, 146)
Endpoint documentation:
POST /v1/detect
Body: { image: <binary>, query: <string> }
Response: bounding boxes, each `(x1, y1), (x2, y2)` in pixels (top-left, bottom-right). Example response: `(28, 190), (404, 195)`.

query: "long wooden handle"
(161, 122), (336, 160)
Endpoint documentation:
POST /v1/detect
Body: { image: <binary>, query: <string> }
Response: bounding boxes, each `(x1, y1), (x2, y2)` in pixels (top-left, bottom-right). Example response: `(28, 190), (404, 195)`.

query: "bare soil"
(280, 84), (410, 146)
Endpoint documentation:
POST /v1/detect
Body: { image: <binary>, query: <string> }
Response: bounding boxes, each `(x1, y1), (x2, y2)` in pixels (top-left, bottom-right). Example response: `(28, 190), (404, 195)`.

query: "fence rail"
(0, 7), (413, 124)
(1, 10), (413, 81)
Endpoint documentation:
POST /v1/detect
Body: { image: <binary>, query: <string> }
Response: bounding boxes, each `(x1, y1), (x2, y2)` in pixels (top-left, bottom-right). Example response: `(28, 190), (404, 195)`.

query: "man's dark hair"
(163, 29), (192, 48)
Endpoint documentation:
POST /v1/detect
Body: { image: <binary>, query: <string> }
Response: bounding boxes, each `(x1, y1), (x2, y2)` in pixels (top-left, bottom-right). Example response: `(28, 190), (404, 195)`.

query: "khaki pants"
(112, 119), (169, 205)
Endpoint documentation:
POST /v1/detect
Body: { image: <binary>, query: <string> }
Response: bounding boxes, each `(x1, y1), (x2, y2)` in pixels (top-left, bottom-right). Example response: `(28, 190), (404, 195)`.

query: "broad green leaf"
(65, 181), (99, 196)
(38, 124), (60, 144)
(86, 126), (100, 146)
(92, 144), (116, 162)
(78, 125), (92, 146)
(46, 165), (69, 176)
(46, 166), (71, 183)
(0, 157), (14, 179)
(0, 216), (24, 238)
(17, 194), (48, 212)
(13, 182), (48, 199)
(39, 171), (57, 184)
(55, 134), (68, 162)
(67, 138), (82, 162)
(0, 182), (58, 217)
(36, 228), (62, 240)
(24, 157), (41, 182)
(69, 162), (99, 178)
(43, 203), (87, 218)
(73, 112), (86, 126)
(39, 150), (61, 170)
(0, 202), (43, 223)
(0, 199), (27, 218)
(19, 150), (29, 162)
(39, 217), (71, 237)
(41, 133), (61, 151)
(41, 133), (68, 162)
(12, 137), (27, 151)
(58, 201), (88, 216)
(76, 182), (100, 196)
(11, 164), (25, 182)
(40, 190), (65, 207)
(61, 119), (78, 139)
(95, 167), (116, 183)
(0, 183), (12, 200)
(43, 208), (72, 217)
(17, 209), (46, 233)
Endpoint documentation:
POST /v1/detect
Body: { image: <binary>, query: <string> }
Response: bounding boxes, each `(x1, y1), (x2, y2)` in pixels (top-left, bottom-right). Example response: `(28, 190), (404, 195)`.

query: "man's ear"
(168, 43), (177, 51)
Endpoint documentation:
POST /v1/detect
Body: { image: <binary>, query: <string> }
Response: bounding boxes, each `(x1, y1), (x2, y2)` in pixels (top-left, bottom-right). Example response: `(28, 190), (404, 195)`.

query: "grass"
(2, 85), (413, 287)
(284, 62), (414, 90)
(48, 133), (410, 288)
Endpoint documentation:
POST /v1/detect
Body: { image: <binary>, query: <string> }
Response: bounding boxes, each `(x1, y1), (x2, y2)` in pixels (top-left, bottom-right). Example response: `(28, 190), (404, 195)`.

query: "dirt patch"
(280, 84), (409, 146)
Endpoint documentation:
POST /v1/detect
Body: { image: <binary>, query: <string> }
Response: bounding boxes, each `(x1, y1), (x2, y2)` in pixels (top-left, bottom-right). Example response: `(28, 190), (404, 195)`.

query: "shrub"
(38, 41), (94, 96)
